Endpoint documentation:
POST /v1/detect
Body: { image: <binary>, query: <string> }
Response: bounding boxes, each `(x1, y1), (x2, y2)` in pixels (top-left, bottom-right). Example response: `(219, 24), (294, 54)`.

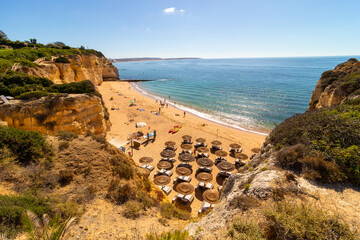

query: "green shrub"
(229, 195), (259, 211)
(269, 103), (360, 185)
(57, 130), (78, 141)
(137, 190), (157, 208)
(0, 126), (52, 165)
(58, 170), (74, 186)
(54, 56), (70, 63)
(48, 80), (97, 95)
(17, 90), (49, 100)
(122, 200), (143, 219)
(227, 217), (265, 240)
(264, 201), (358, 239)
(91, 135), (107, 144)
(146, 230), (191, 240)
(106, 179), (135, 204)
(0, 195), (51, 238)
(160, 203), (191, 220)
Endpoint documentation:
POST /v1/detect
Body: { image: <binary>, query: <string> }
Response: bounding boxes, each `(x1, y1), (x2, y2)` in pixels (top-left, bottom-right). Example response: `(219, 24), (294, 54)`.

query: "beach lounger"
(158, 185), (172, 195)
(164, 146), (177, 151)
(172, 194), (194, 204)
(195, 142), (207, 148)
(234, 159), (246, 168)
(179, 150), (193, 155)
(195, 182), (214, 190)
(217, 171), (232, 178)
(182, 140), (193, 144)
(173, 175), (192, 184)
(196, 152), (209, 158)
(154, 169), (173, 177)
(140, 164), (154, 172)
(161, 157), (176, 163)
(198, 201), (216, 214)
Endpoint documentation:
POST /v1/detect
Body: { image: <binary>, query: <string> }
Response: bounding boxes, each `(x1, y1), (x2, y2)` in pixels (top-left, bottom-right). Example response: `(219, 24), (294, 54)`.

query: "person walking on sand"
(184, 111), (186, 117)
(159, 107), (161, 113)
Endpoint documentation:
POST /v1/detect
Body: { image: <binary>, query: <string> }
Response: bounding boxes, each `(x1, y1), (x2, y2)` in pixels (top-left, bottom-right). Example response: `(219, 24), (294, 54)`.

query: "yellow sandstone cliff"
(19, 54), (119, 85)
(0, 94), (110, 135)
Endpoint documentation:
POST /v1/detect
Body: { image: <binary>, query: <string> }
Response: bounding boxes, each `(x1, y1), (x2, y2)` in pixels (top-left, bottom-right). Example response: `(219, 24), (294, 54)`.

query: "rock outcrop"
(19, 54), (120, 86)
(0, 94), (110, 135)
(308, 58), (360, 110)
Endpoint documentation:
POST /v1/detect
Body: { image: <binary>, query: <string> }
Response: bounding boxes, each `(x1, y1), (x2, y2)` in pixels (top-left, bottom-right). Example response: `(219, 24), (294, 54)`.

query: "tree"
(0, 30), (9, 40)
(52, 41), (66, 47)
(30, 38), (37, 44)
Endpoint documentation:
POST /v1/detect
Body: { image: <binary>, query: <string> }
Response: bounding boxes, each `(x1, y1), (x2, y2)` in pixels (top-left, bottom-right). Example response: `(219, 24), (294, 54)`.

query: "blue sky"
(1, 0), (360, 58)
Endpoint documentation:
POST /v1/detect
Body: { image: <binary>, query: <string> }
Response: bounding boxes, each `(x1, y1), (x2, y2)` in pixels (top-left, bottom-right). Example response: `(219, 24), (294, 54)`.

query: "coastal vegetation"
(227, 200), (358, 240)
(0, 71), (99, 100)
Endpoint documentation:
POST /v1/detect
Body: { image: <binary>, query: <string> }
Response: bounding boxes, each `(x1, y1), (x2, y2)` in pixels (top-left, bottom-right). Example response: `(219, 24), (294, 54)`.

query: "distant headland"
(110, 57), (200, 63)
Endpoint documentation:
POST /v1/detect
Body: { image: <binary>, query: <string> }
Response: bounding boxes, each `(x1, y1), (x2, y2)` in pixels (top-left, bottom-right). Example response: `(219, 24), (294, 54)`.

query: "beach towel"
(168, 125), (182, 134)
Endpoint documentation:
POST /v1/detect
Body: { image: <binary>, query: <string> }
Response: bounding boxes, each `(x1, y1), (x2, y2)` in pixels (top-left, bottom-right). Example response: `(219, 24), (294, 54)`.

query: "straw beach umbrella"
(217, 161), (235, 171)
(139, 157), (153, 164)
(178, 152), (194, 162)
(215, 150), (228, 157)
(182, 135), (192, 140)
(235, 153), (249, 160)
(196, 138), (206, 143)
(203, 189), (219, 203)
(153, 175), (171, 185)
(251, 148), (261, 153)
(176, 167), (192, 176)
(230, 143), (241, 149)
(165, 141), (176, 147)
(196, 172), (213, 182)
(160, 149), (176, 158)
(181, 144), (192, 150)
(196, 158), (214, 167)
(176, 182), (194, 195)
(157, 161), (173, 170)
(211, 140), (222, 146)
(197, 147), (209, 153)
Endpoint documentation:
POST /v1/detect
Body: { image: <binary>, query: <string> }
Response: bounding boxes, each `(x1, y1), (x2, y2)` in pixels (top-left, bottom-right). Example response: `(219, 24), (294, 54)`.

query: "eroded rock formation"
(0, 94), (110, 135)
(19, 54), (119, 85)
(308, 58), (360, 110)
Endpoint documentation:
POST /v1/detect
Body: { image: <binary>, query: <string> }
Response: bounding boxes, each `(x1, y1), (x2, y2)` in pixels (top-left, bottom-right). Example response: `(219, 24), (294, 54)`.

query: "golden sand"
(98, 81), (266, 216)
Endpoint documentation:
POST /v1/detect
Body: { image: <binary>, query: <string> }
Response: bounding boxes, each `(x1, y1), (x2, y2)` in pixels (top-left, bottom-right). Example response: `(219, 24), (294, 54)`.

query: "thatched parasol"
(235, 153), (248, 160)
(215, 150), (228, 157)
(176, 182), (194, 195)
(211, 140), (222, 146)
(196, 158), (214, 167)
(178, 153), (194, 162)
(203, 189), (219, 203)
(182, 135), (192, 140)
(197, 147), (209, 153)
(157, 161), (173, 170)
(181, 144), (192, 150)
(251, 148), (261, 153)
(196, 172), (213, 182)
(176, 167), (192, 176)
(139, 156), (153, 164)
(160, 149), (176, 158)
(153, 175), (171, 185)
(165, 141), (176, 147)
(230, 143), (241, 149)
(196, 138), (206, 143)
(217, 161), (235, 171)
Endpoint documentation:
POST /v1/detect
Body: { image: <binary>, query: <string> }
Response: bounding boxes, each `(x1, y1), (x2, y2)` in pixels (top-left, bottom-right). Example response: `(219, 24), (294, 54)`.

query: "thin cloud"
(163, 7), (175, 14)
(163, 7), (185, 14)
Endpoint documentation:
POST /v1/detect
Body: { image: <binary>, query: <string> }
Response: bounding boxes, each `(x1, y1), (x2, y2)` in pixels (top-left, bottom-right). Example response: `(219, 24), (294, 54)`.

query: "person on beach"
(159, 107), (161, 113)
(184, 111), (186, 117)
(166, 104), (168, 108)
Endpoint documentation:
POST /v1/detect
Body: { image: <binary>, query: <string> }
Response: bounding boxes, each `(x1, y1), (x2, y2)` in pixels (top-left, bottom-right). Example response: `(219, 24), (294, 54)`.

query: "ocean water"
(114, 56), (359, 134)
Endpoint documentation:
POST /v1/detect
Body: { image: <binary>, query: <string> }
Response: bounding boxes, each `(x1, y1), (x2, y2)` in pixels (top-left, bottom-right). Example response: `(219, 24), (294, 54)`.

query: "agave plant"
(22, 210), (76, 240)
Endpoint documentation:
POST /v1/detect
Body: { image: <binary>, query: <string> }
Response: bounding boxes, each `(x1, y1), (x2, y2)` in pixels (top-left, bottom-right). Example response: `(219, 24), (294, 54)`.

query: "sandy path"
(98, 81), (266, 216)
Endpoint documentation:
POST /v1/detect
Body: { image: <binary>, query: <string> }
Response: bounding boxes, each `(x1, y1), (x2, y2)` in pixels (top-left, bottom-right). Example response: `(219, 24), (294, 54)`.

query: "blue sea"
(114, 56), (359, 134)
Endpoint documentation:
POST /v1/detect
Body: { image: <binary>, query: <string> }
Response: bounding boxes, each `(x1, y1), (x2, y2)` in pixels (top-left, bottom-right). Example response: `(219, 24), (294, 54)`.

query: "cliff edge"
(19, 53), (120, 86)
(308, 58), (360, 110)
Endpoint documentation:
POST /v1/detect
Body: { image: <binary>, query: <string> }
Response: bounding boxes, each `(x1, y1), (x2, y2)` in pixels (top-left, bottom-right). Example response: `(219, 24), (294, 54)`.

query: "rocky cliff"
(0, 94), (110, 135)
(308, 58), (360, 110)
(18, 54), (120, 86)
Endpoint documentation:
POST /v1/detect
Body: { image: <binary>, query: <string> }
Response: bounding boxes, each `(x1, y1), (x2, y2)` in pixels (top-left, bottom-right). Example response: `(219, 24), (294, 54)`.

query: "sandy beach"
(98, 81), (266, 216)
